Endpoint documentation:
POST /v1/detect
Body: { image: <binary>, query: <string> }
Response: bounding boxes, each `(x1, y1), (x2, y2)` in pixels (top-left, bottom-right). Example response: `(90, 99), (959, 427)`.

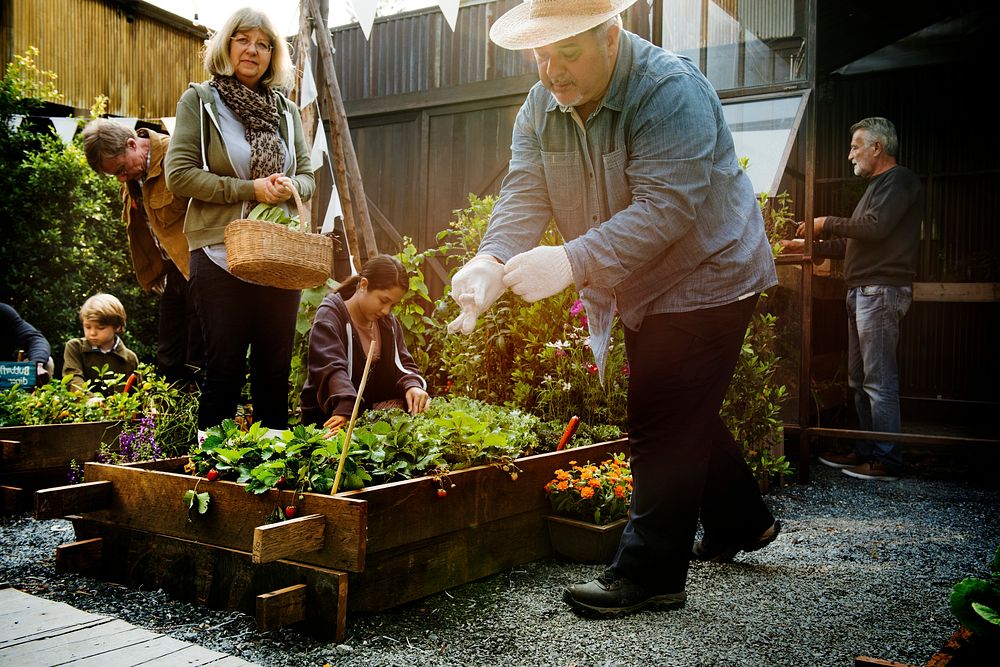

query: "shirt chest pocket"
(147, 185), (187, 228)
(541, 150), (583, 213)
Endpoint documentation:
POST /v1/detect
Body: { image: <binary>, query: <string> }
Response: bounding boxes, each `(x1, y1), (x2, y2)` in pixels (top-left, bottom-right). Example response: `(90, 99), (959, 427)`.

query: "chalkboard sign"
(0, 361), (36, 389)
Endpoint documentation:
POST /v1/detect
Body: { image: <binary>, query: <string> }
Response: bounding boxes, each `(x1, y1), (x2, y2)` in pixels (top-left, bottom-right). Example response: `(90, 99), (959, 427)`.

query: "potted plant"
(543, 453), (632, 563)
(943, 544), (1000, 661)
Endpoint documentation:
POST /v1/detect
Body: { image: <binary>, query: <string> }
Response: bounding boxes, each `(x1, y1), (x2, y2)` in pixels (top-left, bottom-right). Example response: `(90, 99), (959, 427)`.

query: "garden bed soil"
(34, 437), (628, 641)
(0, 421), (120, 513)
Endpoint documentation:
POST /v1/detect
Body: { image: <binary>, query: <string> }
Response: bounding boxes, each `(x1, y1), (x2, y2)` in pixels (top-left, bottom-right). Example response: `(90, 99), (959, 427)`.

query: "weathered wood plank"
(70, 517), (348, 642)
(35, 480), (112, 519)
(0, 422), (120, 472)
(0, 588), (105, 644)
(68, 635), (221, 666)
(0, 619), (159, 662)
(1, 485), (29, 514)
(348, 508), (552, 613)
(252, 514), (325, 564)
(344, 439), (629, 554)
(912, 281), (1000, 302)
(55, 537), (103, 574)
(80, 462), (367, 572)
(256, 583), (308, 631)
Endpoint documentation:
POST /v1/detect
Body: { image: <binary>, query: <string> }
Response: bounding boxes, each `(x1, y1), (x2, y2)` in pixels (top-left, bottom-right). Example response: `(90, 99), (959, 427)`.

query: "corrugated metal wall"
(2, 0), (206, 118)
(815, 64), (1000, 402)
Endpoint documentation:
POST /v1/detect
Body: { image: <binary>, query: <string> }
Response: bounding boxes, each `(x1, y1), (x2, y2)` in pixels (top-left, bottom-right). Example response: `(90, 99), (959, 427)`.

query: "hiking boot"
(818, 451), (865, 469)
(691, 520), (782, 563)
(842, 461), (900, 481)
(563, 569), (686, 618)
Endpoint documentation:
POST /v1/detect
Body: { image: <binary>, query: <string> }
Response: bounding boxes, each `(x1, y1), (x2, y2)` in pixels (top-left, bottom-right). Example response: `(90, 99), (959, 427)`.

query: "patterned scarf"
(210, 75), (283, 183)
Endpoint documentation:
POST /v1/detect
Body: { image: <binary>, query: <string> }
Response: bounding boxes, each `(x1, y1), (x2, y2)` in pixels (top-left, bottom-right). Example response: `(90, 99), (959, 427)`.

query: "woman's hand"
(405, 387), (430, 415)
(252, 174), (293, 204)
(323, 414), (347, 438)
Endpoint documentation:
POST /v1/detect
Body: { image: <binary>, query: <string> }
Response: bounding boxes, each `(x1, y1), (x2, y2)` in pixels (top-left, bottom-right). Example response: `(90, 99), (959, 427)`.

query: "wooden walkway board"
(0, 587), (259, 666)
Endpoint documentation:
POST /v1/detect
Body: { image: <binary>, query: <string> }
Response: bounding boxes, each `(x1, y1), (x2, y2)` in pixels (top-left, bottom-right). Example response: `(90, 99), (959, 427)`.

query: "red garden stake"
(556, 415), (580, 451)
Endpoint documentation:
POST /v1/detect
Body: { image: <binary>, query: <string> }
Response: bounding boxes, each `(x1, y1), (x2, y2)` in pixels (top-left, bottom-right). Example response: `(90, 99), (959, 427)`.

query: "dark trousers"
(189, 249), (300, 430)
(157, 261), (204, 385)
(611, 296), (774, 593)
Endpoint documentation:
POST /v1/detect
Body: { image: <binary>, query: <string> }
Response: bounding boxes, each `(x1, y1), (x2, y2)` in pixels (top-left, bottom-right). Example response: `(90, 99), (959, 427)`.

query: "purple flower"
(569, 300), (584, 317)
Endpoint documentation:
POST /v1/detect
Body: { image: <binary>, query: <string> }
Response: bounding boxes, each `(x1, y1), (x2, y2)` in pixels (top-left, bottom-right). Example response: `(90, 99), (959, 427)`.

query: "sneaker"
(563, 569), (686, 618)
(691, 520), (782, 563)
(818, 451), (865, 469)
(842, 461), (900, 481)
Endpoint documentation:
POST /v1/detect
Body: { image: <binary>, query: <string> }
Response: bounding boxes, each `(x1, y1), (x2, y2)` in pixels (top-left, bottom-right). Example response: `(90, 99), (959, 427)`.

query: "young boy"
(63, 293), (139, 395)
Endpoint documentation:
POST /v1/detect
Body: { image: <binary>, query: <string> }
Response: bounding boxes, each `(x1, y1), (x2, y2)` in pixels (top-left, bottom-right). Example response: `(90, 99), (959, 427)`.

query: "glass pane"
(662, 0), (807, 91)
(722, 94), (804, 195)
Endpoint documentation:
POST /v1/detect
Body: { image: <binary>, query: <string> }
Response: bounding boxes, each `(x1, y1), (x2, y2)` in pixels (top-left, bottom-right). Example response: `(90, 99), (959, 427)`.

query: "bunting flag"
(49, 117), (79, 144)
(439, 0), (461, 31)
(320, 183), (344, 234)
(110, 117), (138, 129)
(299, 52), (318, 110)
(160, 117), (176, 135)
(353, 0), (378, 40)
(311, 117), (329, 167)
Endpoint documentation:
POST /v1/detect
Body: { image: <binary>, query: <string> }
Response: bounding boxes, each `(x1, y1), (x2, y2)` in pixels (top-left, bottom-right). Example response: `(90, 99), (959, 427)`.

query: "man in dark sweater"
(784, 117), (922, 481)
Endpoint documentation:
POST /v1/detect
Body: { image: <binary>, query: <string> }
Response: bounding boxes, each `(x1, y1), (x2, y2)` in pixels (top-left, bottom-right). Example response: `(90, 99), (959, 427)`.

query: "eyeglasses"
(231, 35), (273, 53)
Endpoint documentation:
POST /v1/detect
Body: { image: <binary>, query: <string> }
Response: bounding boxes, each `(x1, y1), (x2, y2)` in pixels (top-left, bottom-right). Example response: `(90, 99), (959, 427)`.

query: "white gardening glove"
(502, 246), (573, 302)
(447, 255), (506, 334)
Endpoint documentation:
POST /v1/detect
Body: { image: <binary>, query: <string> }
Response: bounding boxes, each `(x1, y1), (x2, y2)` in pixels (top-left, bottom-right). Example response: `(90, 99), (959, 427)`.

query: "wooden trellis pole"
(298, 0), (379, 269)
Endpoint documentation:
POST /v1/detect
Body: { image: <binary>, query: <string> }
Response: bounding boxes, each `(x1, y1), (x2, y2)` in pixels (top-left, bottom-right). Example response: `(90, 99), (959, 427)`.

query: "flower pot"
(545, 514), (627, 564)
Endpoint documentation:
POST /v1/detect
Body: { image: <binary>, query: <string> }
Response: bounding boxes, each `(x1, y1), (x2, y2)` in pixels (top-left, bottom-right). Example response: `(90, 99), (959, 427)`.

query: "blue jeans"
(846, 285), (912, 467)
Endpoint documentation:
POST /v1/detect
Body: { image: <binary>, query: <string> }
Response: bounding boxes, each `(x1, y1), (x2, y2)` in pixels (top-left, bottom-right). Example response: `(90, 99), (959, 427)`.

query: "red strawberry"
(284, 505), (297, 519)
(206, 469), (219, 481)
(437, 488), (447, 498)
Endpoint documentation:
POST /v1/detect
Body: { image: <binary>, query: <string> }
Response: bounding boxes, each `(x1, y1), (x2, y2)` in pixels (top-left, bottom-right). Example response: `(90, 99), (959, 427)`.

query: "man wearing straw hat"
(448, 0), (781, 617)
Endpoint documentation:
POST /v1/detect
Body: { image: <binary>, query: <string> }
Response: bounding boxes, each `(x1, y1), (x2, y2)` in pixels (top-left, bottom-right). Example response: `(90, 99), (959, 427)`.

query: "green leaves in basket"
(248, 203), (300, 230)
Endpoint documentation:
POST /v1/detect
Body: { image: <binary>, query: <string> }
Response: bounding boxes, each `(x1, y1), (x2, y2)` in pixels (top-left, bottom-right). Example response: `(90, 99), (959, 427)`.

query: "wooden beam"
(255, 584), (308, 631)
(1, 484), (29, 514)
(34, 480), (112, 520)
(913, 282), (999, 302)
(79, 462), (367, 572)
(805, 427), (999, 447)
(55, 537), (103, 574)
(252, 513), (326, 564)
(307, 0), (379, 260)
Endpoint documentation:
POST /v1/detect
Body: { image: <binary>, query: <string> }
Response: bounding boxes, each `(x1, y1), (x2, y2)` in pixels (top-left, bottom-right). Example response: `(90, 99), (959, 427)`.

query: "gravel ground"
(2, 463), (998, 667)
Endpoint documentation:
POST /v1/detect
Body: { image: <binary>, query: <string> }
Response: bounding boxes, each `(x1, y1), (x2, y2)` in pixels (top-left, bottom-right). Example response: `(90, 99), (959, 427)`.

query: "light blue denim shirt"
(479, 30), (777, 373)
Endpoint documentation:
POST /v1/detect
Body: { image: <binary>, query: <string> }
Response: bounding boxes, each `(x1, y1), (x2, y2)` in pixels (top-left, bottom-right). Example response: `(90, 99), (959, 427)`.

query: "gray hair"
(81, 119), (136, 174)
(851, 117), (898, 157)
(203, 7), (292, 90)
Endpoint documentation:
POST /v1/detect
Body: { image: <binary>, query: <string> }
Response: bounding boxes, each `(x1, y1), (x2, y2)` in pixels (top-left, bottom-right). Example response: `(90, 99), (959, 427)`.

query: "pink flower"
(579, 315), (588, 330)
(621, 364), (630, 377)
(569, 299), (584, 317)
(555, 348), (567, 357)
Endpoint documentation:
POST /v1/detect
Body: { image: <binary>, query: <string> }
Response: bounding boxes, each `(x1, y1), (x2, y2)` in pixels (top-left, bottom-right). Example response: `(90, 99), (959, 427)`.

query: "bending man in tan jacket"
(82, 118), (201, 386)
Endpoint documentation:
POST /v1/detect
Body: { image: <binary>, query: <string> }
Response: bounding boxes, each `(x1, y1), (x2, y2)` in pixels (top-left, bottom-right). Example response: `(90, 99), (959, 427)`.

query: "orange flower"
(587, 477), (601, 488)
(613, 485), (626, 498)
(580, 486), (595, 499)
(556, 480), (569, 491)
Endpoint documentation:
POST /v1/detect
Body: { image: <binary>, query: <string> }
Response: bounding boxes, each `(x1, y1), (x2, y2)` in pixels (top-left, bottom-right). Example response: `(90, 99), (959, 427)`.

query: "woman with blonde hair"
(165, 7), (314, 430)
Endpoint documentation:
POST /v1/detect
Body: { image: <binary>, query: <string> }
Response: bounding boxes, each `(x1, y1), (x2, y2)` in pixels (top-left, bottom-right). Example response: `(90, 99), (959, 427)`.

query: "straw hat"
(489, 0), (639, 50)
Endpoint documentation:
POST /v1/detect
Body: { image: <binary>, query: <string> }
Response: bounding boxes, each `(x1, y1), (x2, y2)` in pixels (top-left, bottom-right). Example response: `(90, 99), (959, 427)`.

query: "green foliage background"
(0, 50), (159, 368)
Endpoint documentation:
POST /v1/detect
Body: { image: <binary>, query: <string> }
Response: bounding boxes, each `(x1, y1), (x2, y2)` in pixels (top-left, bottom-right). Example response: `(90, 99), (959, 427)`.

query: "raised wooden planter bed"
(0, 421), (120, 513)
(35, 438), (628, 641)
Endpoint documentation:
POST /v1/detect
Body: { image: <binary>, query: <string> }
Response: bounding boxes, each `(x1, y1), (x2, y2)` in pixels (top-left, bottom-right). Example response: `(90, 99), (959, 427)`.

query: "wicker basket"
(224, 183), (333, 290)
